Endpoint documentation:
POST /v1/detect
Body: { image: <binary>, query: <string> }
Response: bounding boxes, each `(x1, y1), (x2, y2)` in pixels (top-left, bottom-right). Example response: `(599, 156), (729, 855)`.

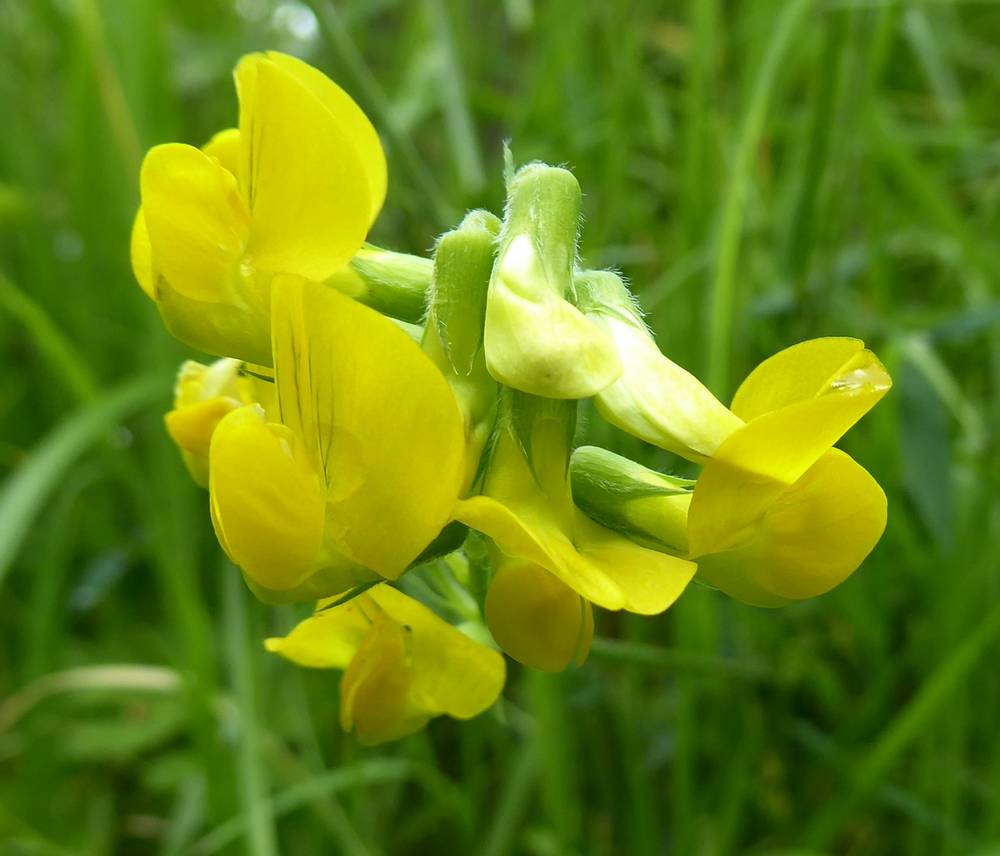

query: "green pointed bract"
(570, 446), (692, 554)
(484, 163), (621, 399)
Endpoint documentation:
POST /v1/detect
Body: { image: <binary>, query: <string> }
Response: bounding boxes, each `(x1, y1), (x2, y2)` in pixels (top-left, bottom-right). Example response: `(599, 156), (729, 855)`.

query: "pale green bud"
(570, 446), (691, 554)
(575, 271), (743, 462)
(423, 209), (502, 491)
(485, 164), (621, 399)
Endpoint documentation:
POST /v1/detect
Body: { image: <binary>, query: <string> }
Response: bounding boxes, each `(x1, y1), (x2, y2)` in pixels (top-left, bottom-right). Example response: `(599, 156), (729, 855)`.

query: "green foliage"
(2, 0), (999, 853)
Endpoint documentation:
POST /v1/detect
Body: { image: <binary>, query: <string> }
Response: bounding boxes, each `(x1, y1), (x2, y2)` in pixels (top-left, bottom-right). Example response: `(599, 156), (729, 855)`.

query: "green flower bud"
(570, 445), (692, 553)
(485, 164), (621, 399)
(575, 271), (742, 461)
(423, 209), (503, 491)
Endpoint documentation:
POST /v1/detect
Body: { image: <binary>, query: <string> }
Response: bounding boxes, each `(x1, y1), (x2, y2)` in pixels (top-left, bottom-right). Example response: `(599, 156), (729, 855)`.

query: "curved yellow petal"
(731, 337), (874, 421)
(262, 51), (386, 225)
(485, 559), (593, 672)
(271, 277), (465, 578)
(201, 127), (241, 177)
(140, 143), (250, 302)
(340, 613), (426, 745)
(687, 356), (891, 557)
(370, 586), (506, 719)
(209, 405), (325, 591)
(695, 449), (887, 606)
(264, 597), (372, 668)
(454, 432), (697, 614)
(130, 209), (156, 300)
(234, 53), (372, 281)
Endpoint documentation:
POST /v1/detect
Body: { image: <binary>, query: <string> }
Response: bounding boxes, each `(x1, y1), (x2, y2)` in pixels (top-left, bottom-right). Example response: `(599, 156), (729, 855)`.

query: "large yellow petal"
(262, 52), (386, 225)
(695, 449), (887, 606)
(370, 586), (506, 719)
(730, 337), (878, 420)
(202, 127), (241, 177)
(209, 405), (326, 591)
(687, 355), (891, 557)
(271, 277), (465, 578)
(485, 559), (593, 672)
(235, 53), (372, 281)
(130, 210), (156, 300)
(139, 143), (250, 302)
(263, 597), (372, 668)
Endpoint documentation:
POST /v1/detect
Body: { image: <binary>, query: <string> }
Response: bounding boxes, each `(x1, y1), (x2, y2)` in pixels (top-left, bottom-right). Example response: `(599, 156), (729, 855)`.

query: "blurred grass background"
(1, 0), (999, 853)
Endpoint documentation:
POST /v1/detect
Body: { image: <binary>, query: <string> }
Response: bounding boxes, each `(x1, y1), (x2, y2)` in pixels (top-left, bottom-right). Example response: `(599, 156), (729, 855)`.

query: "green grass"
(2, 0), (1000, 853)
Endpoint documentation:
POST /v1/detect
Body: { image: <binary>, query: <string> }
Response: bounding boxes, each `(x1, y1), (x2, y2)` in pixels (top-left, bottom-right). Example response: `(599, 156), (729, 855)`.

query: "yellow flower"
(209, 276), (466, 602)
(265, 584), (506, 745)
(131, 51), (386, 364)
(571, 338), (891, 607)
(164, 357), (277, 487)
(687, 338), (891, 606)
(453, 394), (696, 671)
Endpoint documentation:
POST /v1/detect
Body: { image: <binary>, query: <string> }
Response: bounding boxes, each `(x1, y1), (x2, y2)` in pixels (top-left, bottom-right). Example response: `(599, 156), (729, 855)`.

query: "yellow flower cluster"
(134, 52), (891, 744)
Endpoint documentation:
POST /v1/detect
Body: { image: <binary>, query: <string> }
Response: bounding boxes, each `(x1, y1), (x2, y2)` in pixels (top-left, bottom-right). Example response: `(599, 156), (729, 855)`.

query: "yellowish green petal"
(695, 449), (887, 606)
(262, 51), (386, 225)
(234, 53), (373, 282)
(485, 559), (593, 672)
(271, 277), (465, 579)
(139, 143), (250, 302)
(209, 405), (326, 591)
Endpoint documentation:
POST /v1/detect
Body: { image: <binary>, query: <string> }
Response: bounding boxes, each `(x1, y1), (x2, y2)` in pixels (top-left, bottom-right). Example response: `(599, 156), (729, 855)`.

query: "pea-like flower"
(266, 584), (506, 745)
(572, 338), (891, 606)
(208, 276), (466, 602)
(131, 51), (386, 364)
(454, 393), (696, 671)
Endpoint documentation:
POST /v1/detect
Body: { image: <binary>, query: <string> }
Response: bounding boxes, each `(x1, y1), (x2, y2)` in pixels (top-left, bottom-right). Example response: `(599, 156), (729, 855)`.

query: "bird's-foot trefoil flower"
(571, 338), (892, 606)
(208, 276), (466, 602)
(131, 51), (387, 364)
(484, 164), (621, 399)
(266, 584), (506, 745)
(453, 391), (696, 671)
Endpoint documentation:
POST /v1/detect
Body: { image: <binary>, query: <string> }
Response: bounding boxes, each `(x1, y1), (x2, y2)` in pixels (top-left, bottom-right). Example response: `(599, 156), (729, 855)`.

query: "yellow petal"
(209, 405), (325, 590)
(271, 277), (465, 578)
(234, 53), (372, 281)
(165, 398), (240, 487)
(687, 354), (891, 557)
(140, 143), (250, 301)
(201, 127), (241, 177)
(340, 612), (427, 745)
(130, 209), (156, 300)
(695, 449), (887, 606)
(262, 52), (386, 225)
(370, 586), (506, 718)
(731, 337), (877, 421)
(264, 597), (372, 668)
(485, 559), (593, 672)
(454, 431), (697, 614)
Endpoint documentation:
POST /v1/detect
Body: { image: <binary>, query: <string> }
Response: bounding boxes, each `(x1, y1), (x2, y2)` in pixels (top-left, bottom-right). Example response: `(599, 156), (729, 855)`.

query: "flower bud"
(570, 445), (692, 553)
(484, 164), (621, 399)
(575, 270), (742, 461)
